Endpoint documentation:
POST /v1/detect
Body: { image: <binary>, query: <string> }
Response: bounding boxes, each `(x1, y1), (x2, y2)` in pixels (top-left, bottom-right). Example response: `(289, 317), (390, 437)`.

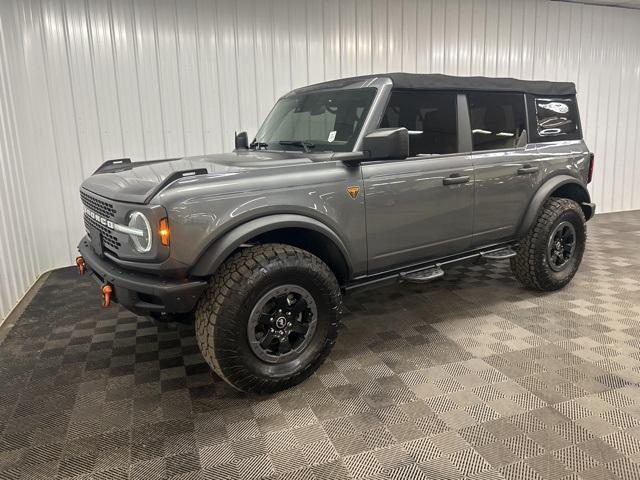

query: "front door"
(362, 90), (474, 273)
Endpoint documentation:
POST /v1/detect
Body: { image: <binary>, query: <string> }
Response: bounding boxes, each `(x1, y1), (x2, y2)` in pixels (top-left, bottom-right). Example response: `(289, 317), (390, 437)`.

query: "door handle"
(517, 165), (539, 175)
(443, 174), (471, 186)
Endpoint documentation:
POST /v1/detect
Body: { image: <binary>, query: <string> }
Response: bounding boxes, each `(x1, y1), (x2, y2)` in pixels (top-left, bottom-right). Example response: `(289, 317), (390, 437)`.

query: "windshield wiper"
(278, 140), (315, 153)
(249, 141), (269, 150)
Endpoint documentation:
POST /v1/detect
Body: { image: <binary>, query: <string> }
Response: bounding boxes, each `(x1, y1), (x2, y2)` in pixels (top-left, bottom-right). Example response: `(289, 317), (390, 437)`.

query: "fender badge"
(346, 186), (360, 199)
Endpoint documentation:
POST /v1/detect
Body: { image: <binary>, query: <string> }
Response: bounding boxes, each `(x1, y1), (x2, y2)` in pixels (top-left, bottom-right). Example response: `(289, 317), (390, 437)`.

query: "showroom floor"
(1, 211), (640, 480)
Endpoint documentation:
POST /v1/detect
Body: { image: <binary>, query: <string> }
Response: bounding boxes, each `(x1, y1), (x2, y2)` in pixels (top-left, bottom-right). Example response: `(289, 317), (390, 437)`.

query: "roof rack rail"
(144, 168), (208, 204)
(94, 158), (131, 174)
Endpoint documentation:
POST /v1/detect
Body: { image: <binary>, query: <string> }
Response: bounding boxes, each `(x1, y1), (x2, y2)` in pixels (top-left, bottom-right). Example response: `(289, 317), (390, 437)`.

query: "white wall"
(1, 0), (639, 321)
(0, 10), (40, 321)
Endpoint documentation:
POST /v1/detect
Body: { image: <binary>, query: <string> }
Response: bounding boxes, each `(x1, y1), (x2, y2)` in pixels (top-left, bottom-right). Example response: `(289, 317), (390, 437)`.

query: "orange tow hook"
(102, 284), (113, 308)
(75, 256), (86, 275)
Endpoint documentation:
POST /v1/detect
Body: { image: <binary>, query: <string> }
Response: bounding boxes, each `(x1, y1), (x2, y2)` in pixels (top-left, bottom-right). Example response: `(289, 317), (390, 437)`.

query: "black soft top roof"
(293, 72), (576, 96)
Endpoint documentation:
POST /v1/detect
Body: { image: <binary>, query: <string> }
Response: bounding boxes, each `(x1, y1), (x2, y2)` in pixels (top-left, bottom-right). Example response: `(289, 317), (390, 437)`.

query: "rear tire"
(511, 197), (586, 291)
(195, 243), (341, 394)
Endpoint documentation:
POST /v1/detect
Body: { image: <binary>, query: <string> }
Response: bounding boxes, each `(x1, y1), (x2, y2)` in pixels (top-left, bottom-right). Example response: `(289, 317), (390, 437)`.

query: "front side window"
(534, 97), (579, 138)
(253, 88), (377, 152)
(380, 90), (458, 156)
(468, 93), (527, 151)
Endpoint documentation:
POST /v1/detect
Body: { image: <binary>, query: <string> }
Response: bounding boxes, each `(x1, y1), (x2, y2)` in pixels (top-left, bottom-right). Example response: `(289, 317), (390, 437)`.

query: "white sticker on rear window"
(539, 102), (569, 114)
(535, 97), (578, 138)
(327, 130), (337, 142)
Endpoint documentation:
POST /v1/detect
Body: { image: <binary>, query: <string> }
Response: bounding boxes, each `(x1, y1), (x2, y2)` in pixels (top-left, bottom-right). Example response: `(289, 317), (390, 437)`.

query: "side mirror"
(362, 127), (409, 160)
(235, 131), (249, 149)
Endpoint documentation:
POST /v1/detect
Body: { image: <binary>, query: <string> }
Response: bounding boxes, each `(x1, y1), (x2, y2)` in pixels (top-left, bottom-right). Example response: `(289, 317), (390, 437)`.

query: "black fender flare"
(189, 214), (353, 278)
(517, 175), (592, 238)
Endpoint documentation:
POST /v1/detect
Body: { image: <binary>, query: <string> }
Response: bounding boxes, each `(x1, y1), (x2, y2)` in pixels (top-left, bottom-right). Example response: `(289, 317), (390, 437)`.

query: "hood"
(81, 150), (321, 204)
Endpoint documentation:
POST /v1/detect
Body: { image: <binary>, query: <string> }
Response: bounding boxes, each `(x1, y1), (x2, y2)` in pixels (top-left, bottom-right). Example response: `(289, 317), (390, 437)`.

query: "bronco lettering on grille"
(84, 206), (115, 230)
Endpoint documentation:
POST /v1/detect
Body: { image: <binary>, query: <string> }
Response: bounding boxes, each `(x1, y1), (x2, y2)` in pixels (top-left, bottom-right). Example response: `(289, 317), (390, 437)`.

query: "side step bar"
(346, 243), (518, 292)
(400, 266), (445, 284)
(399, 247), (516, 284)
(480, 247), (516, 260)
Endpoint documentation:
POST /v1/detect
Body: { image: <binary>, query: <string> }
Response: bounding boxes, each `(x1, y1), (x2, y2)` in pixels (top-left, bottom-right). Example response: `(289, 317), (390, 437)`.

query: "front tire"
(195, 244), (341, 394)
(511, 197), (586, 291)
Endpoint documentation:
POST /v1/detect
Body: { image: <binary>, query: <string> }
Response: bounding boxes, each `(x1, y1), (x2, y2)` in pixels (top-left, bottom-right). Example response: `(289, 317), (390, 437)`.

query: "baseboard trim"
(0, 271), (50, 345)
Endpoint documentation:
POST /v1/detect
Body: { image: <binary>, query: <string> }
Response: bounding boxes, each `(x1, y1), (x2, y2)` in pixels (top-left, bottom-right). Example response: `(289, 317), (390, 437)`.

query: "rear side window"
(534, 97), (580, 138)
(380, 90), (458, 156)
(468, 93), (527, 151)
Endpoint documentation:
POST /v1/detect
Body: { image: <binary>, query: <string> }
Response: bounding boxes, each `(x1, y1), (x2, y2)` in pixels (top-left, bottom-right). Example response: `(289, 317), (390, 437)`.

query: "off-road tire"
(511, 197), (586, 291)
(195, 243), (341, 394)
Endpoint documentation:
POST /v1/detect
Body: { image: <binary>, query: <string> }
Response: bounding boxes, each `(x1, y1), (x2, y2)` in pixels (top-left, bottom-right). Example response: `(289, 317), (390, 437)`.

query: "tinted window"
(468, 93), (527, 151)
(534, 97), (579, 138)
(380, 91), (458, 156)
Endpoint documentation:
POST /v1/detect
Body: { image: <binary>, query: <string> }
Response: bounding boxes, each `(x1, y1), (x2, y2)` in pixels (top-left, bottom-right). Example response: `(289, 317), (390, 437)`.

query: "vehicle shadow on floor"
(0, 259), (568, 415)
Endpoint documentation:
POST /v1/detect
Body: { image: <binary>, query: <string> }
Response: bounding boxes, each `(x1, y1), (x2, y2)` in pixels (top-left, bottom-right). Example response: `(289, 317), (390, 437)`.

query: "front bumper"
(78, 237), (207, 315)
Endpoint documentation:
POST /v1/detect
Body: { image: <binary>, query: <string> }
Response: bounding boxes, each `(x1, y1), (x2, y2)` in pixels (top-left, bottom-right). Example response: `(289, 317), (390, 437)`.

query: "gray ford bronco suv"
(77, 73), (595, 393)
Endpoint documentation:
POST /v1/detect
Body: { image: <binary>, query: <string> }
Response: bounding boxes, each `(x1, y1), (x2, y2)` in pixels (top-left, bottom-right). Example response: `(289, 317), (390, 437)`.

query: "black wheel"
(195, 243), (342, 394)
(511, 197), (586, 291)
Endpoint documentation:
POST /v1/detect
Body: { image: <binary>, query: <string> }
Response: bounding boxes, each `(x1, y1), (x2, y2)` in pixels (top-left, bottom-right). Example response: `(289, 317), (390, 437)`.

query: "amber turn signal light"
(159, 218), (170, 246)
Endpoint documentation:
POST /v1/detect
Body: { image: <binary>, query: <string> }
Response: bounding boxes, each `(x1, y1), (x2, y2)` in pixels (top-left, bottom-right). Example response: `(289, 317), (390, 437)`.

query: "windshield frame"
(252, 77), (393, 154)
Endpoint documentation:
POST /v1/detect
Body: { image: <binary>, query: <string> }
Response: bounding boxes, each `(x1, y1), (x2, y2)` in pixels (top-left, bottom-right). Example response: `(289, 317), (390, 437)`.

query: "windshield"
(253, 88), (377, 152)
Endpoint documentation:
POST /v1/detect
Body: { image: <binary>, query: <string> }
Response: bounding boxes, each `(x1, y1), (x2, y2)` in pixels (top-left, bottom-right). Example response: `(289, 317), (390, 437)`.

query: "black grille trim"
(81, 190), (121, 252)
(84, 216), (121, 251)
(80, 191), (116, 218)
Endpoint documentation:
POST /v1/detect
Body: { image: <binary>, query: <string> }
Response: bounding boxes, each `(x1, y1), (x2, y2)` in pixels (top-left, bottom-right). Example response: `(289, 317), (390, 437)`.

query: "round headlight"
(128, 211), (152, 253)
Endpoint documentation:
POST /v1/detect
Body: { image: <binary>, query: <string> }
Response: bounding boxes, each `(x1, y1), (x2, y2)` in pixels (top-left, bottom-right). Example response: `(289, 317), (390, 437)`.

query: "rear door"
(468, 92), (540, 246)
(362, 91), (475, 273)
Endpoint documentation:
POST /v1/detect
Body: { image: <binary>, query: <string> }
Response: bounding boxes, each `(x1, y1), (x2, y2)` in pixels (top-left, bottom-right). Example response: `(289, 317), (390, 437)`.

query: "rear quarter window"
(529, 95), (582, 142)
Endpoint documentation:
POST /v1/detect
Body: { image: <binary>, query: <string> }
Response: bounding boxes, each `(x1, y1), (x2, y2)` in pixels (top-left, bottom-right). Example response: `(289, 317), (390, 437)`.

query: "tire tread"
(511, 197), (586, 291)
(195, 243), (340, 394)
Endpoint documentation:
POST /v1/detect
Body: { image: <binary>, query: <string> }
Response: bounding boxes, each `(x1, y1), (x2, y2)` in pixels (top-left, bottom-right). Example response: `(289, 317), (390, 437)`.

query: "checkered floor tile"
(1, 210), (640, 479)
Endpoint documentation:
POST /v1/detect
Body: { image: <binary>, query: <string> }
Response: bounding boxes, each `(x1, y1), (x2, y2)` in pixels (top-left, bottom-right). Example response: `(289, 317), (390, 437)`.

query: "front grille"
(81, 190), (121, 252)
(80, 191), (116, 218)
(84, 216), (122, 251)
